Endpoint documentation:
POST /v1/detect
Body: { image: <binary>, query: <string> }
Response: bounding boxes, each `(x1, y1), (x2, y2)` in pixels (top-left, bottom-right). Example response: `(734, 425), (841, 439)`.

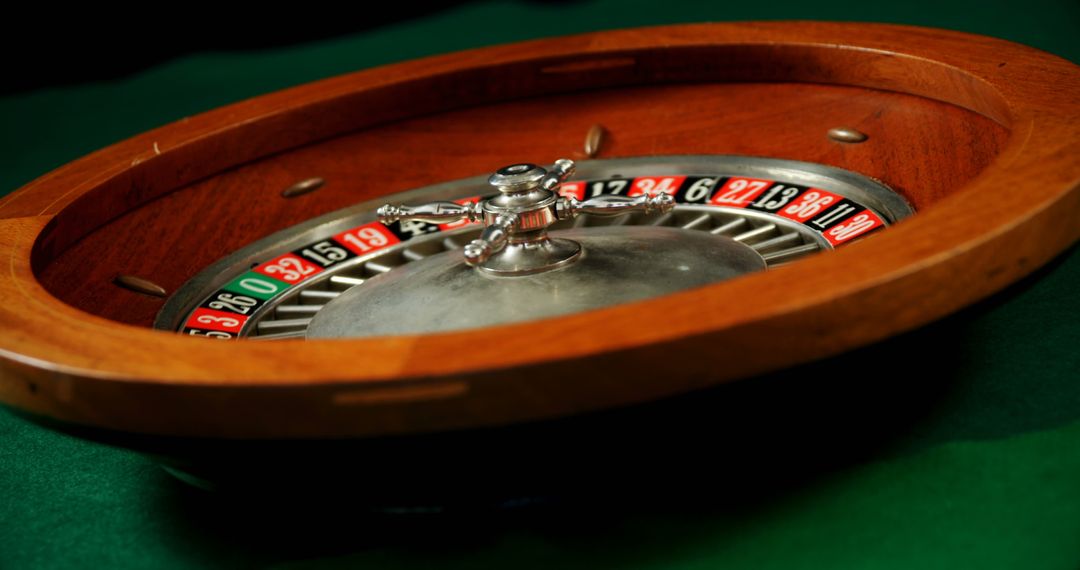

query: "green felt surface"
(2, 1), (1079, 568)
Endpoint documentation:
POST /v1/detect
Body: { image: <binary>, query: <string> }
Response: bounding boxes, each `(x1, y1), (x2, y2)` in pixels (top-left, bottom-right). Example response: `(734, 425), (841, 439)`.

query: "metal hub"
(310, 159), (749, 337)
(377, 159), (674, 276)
(306, 225), (766, 338)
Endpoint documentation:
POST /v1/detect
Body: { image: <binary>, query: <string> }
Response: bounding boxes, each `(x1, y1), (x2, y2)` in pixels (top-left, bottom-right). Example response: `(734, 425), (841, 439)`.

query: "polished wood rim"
(1, 22), (1077, 438)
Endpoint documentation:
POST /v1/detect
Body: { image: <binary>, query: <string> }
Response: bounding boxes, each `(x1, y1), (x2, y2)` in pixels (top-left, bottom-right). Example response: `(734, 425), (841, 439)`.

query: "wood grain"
(0, 22), (1077, 439)
(37, 81), (1008, 327)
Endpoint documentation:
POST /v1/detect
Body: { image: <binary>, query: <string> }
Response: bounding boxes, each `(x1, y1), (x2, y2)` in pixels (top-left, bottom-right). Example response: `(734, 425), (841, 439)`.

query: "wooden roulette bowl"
(0, 22), (1077, 503)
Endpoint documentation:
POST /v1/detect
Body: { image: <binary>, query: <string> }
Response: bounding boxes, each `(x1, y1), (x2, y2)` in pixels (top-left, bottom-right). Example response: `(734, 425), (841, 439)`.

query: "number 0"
(239, 277), (280, 295)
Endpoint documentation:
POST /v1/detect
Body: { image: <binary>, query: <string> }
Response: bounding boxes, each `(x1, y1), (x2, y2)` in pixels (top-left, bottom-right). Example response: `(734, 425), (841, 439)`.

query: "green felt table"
(2, 2), (1079, 568)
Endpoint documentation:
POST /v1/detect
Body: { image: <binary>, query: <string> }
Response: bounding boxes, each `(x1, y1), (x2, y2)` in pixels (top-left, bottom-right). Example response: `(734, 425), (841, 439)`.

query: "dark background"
(2, 1), (1079, 568)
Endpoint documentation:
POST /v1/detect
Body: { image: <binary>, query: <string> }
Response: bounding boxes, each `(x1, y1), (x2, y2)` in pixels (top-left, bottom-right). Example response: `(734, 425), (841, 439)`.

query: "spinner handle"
(559, 193), (675, 219)
(378, 159), (592, 274)
(376, 201), (481, 224)
(540, 158), (576, 191)
(463, 214), (517, 266)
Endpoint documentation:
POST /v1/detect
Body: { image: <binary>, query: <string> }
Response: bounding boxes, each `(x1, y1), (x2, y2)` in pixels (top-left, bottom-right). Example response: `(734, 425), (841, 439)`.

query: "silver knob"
(485, 159), (575, 195)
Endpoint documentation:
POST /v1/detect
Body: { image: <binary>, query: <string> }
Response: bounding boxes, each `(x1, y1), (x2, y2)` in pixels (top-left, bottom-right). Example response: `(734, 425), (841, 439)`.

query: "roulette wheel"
(0, 20), (1078, 510)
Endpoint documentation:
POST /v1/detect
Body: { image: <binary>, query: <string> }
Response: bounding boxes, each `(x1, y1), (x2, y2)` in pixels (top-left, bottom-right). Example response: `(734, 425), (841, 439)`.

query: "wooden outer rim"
(1, 22), (1078, 438)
